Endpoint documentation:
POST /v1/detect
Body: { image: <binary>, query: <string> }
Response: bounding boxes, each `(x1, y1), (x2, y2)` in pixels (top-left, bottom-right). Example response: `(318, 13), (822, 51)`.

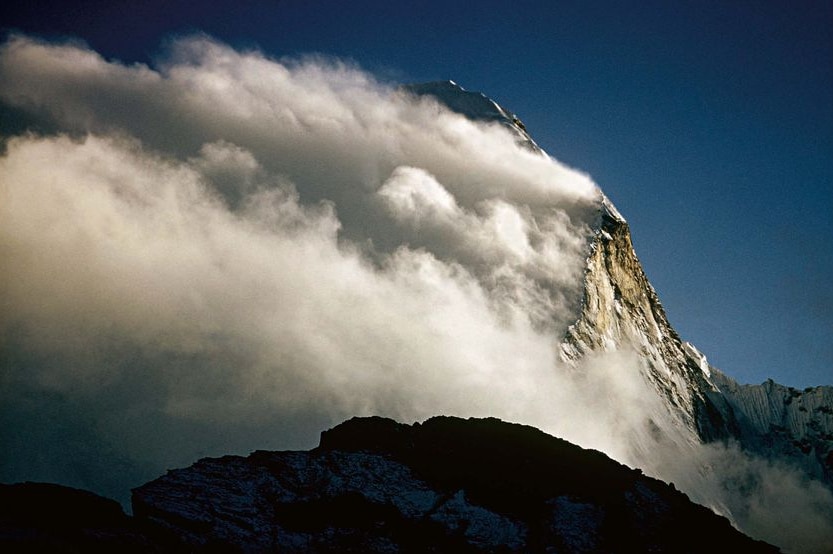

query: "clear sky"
(2, 0), (831, 388)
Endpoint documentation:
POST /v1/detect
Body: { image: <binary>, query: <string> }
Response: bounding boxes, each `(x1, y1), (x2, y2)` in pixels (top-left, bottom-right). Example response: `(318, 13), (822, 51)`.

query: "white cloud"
(0, 34), (830, 552)
(0, 130), (586, 490)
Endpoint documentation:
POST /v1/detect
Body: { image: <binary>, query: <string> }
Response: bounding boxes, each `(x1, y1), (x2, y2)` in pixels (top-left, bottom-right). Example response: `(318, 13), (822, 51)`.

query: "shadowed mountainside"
(128, 416), (778, 552)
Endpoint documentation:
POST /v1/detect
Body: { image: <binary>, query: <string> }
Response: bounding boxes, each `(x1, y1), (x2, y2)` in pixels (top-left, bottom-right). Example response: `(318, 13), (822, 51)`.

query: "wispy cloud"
(0, 34), (829, 552)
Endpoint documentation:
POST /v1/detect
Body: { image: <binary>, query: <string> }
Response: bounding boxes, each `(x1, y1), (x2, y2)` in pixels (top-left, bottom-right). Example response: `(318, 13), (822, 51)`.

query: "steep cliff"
(407, 80), (833, 492)
(560, 194), (833, 486)
(560, 200), (738, 442)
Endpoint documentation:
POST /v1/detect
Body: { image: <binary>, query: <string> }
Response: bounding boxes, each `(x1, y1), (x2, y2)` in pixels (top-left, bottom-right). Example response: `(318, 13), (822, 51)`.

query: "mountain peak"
(402, 80), (542, 152)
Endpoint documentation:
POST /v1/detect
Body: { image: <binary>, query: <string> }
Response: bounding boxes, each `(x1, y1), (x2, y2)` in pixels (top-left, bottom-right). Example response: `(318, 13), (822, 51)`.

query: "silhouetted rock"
(0, 482), (179, 552)
(133, 416), (779, 552)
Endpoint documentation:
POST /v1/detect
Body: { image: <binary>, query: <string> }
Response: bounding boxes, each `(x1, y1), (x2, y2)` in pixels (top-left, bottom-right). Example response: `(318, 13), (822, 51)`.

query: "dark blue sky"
(2, 0), (831, 387)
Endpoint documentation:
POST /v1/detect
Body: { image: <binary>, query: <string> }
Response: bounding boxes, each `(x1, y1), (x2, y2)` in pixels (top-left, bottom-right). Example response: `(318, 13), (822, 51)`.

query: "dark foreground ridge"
(0, 482), (179, 552)
(2, 417), (778, 552)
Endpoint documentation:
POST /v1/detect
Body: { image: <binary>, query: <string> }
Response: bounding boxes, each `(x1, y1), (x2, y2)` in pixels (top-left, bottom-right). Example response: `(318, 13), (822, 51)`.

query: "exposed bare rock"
(560, 196), (833, 489)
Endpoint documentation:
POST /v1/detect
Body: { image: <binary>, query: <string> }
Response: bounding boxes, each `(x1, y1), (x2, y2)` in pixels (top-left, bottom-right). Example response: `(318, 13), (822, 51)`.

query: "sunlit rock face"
(560, 200), (738, 442)
(557, 171), (833, 487)
(415, 81), (833, 491)
(132, 417), (778, 553)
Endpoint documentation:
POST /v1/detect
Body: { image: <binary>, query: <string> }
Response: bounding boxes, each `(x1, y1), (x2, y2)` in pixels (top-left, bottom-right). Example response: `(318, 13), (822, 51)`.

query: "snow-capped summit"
(402, 80), (543, 152)
(403, 80), (514, 123)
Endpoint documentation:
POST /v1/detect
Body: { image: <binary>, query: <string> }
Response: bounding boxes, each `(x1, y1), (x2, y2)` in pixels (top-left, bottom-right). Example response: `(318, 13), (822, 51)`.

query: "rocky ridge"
(1, 417), (779, 552)
(560, 199), (737, 441)
(0, 482), (178, 552)
(129, 416), (778, 552)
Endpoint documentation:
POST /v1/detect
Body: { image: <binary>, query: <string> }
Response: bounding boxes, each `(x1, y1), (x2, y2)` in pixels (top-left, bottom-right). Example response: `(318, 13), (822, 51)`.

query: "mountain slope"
(131, 416), (778, 553)
(401, 81), (543, 152)
(560, 199), (738, 442)
(0, 482), (179, 552)
(710, 372), (833, 484)
(408, 81), (833, 492)
(564, 180), (833, 488)
(398, 83), (833, 554)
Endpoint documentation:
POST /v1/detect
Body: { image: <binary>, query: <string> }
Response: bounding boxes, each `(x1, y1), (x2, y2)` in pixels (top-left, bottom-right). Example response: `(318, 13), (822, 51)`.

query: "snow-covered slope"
(710, 371), (833, 484)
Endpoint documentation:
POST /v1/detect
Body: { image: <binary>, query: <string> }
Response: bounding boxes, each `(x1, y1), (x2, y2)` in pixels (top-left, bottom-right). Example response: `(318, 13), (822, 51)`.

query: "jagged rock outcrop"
(131, 416), (778, 553)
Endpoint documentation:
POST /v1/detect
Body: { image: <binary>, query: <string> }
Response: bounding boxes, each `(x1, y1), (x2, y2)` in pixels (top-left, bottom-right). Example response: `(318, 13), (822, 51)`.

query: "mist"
(1, 34), (830, 552)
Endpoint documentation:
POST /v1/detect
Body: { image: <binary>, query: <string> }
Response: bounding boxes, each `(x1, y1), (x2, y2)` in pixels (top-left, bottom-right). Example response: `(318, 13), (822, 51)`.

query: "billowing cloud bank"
(0, 32), (602, 489)
(1, 35), (830, 551)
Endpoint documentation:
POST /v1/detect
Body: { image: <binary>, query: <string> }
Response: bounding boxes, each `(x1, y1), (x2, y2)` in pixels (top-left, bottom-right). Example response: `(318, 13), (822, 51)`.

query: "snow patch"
(682, 341), (710, 378)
